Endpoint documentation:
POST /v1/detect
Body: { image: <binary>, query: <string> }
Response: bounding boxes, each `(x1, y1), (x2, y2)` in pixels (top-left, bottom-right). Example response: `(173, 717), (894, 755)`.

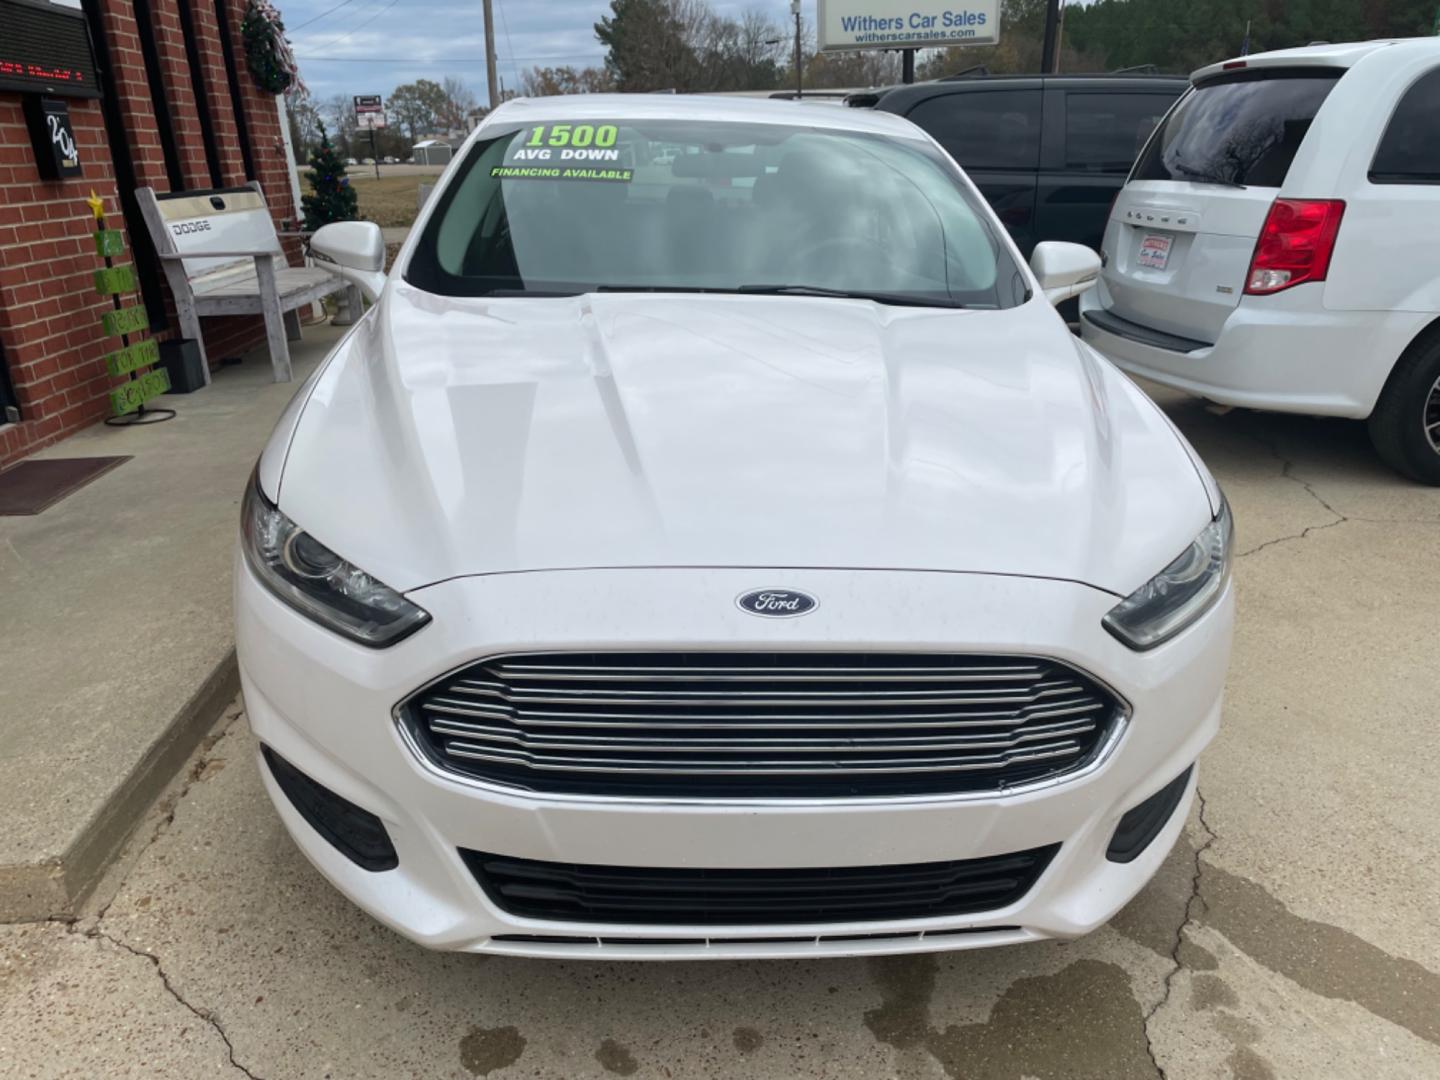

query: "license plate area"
(1137, 232), (1173, 270)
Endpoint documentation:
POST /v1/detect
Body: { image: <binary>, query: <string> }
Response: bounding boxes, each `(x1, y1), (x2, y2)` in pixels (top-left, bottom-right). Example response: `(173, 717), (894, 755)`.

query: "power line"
(303, 0), (405, 57)
(494, 0), (522, 89)
(295, 51), (603, 64)
(288, 0), (363, 32)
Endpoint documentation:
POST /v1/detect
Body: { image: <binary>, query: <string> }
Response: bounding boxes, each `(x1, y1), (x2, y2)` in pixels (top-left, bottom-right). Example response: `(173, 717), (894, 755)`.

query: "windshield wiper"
(482, 288), (584, 297)
(738, 284), (966, 308)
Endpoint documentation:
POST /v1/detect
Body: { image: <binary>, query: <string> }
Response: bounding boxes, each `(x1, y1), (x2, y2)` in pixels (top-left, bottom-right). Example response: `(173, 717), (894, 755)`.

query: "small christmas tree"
(302, 122), (358, 231)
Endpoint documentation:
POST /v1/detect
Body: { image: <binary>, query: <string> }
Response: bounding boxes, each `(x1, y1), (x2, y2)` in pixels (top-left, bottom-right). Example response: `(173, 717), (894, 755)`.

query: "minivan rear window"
(1132, 70), (1341, 187)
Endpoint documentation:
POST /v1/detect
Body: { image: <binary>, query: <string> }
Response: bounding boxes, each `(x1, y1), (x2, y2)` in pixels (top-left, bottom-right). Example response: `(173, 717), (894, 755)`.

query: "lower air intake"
(461, 845), (1060, 925)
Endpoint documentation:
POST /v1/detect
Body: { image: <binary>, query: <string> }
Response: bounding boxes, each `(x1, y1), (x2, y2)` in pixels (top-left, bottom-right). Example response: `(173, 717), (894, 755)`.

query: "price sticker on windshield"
(495, 123), (633, 183)
(1137, 233), (1172, 270)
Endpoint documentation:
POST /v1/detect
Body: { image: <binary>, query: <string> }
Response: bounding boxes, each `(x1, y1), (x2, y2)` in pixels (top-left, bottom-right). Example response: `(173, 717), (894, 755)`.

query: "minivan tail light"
(1244, 198), (1345, 295)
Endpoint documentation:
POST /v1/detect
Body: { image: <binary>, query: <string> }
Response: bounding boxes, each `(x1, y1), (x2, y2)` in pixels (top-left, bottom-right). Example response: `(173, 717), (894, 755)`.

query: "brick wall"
(0, 0), (303, 470)
(0, 98), (130, 467)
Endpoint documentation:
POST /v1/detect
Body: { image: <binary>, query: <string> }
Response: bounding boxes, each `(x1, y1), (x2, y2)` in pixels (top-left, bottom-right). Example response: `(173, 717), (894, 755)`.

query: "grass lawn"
(312, 171), (442, 229)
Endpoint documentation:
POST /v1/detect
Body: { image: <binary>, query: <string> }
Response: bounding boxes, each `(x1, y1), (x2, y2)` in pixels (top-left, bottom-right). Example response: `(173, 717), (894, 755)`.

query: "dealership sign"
(817, 0), (1000, 51)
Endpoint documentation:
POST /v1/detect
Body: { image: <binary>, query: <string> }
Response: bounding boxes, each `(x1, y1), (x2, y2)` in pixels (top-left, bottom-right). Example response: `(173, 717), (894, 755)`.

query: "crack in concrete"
(89, 933), (266, 1080)
(86, 705), (246, 928)
(1141, 787), (1219, 1079)
(1236, 515), (1347, 558)
(34, 705), (266, 1078)
(1234, 437), (1352, 558)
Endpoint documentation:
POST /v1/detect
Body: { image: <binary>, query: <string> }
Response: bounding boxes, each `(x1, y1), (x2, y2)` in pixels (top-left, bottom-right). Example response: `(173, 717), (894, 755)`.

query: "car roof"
(852, 73), (1188, 110)
(1190, 37), (1440, 82)
(478, 93), (925, 141)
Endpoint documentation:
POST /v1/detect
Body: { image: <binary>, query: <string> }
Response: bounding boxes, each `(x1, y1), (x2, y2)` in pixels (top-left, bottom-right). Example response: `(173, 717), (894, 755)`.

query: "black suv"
(851, 75), (1187, 255)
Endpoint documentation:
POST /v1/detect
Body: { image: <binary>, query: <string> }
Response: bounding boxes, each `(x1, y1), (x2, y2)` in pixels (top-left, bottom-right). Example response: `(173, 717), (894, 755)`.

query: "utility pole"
(792, 0), (802, 99)
(1040, 0), (1062, 75)
(482, 0), (499, 109)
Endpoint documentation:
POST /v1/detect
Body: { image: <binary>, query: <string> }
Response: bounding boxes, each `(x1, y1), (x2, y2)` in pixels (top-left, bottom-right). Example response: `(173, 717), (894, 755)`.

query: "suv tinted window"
(1065, 92), (1174, 173)
(1371, 66), (1440, 183)
(1132, 71), (1340, 187)
(906, 90), (1042, 170)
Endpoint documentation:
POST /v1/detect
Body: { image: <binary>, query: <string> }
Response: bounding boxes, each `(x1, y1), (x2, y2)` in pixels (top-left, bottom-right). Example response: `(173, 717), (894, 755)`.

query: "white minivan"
(1080, 39), (1440, 483)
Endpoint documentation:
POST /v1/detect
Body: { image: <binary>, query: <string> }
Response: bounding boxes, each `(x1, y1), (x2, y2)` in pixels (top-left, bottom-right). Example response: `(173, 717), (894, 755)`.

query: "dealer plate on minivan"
(1137, 233), (1172, 270)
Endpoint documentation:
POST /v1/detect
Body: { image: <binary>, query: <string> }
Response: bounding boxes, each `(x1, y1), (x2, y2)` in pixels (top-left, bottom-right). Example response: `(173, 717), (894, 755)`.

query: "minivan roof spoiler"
(1190, 38), (1401, 82)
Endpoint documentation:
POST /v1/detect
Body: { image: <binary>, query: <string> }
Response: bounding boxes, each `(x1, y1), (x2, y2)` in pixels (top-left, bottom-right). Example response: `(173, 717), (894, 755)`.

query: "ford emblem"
(736, 588), (818, 618)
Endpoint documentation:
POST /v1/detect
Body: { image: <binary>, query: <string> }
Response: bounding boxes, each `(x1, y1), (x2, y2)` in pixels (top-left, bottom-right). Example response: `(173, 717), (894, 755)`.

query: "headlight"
(240, 472), (430, 647)
(1103, 497), (1233, 651)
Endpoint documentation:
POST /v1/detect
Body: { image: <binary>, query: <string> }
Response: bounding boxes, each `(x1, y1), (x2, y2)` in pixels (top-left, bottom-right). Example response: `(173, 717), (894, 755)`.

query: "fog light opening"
(1106, 765), (1194, 864)
(263, 746), (398, 872)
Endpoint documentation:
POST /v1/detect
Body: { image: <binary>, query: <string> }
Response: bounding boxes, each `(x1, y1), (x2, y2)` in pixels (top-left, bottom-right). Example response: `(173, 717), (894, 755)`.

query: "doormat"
(0, 457), (130, 515)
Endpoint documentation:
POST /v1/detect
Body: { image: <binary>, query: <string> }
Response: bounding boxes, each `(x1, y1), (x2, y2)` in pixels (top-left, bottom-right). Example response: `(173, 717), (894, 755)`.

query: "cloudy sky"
(285, 0), (813, 105)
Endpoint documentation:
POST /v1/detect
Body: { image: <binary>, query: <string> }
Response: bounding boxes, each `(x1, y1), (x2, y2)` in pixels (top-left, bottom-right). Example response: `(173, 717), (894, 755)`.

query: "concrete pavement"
(2, 385), (1438, 1078)
(0, 324), (340, 921)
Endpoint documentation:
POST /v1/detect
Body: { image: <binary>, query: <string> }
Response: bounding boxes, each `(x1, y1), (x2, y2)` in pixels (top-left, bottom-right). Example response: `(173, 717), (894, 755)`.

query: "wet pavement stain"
(1110, 835), (1198, 959)
(1214, 1014), (1276, 1080)
(459, 1025), (526, 1076)
(1201, 864), (1440, 1046)
(1189, 972), (1239, 1011)
(732, 1026), (764, 1054)
(1227, 1045), (1277, 1080)
(595, 1038), (639, 1075)
(865, 955), (1157, 1079)
(1176, 938), (1219, 972)
(863, 953), (938, 1051)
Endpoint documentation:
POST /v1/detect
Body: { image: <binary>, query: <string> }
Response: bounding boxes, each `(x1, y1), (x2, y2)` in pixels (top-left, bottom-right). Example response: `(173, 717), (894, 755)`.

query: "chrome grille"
(399, 653), (1123, 798)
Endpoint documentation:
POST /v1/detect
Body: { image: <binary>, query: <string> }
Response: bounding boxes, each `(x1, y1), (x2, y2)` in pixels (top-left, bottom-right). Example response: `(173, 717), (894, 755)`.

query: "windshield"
(1132, 70), (1341, 188)
(405, 118), (1024, 308)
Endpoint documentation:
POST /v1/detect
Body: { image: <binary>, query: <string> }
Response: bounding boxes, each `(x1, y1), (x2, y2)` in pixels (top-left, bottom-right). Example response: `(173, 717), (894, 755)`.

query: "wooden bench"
(137, 183), (359, 382)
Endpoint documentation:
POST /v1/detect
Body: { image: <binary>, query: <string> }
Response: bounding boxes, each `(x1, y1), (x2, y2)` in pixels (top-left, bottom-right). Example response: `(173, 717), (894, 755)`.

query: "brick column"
(188, 0), (248, 186)
(97, 3), (169, 191)
(151, 0), (213, 189)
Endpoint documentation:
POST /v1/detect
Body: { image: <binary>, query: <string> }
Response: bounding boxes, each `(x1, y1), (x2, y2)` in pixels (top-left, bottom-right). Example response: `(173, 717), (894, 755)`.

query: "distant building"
(412, 139), (453, 166)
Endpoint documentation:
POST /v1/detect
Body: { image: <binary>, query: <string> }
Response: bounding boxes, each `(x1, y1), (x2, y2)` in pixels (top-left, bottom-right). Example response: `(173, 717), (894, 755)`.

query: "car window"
(1370, 66), (1440, 184)
(1132, 71), (1341, 187)
(406, 118), (1023, 308)
(905, 90), (1042, 171)
(1065, 92), (1175, 174)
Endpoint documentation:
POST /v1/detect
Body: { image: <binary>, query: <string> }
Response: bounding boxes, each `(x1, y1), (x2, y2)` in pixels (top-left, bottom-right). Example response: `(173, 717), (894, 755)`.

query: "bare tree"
(439, 76), (479, 133)
(519, 65), (615, 97)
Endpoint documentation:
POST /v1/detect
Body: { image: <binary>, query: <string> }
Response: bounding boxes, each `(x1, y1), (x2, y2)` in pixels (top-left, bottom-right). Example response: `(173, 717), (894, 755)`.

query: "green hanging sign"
(101, 304), (149, 337)
(94, 229), (125, 257)
(104, 338), (161, 377)
(93, 265), (136, 295)
(109, 369), (171, 416)
(88, 194), (172, 422)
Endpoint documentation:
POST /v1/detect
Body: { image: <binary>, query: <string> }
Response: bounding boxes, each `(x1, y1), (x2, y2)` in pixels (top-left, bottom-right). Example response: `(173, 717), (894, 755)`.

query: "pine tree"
(301, 122), (358, 231)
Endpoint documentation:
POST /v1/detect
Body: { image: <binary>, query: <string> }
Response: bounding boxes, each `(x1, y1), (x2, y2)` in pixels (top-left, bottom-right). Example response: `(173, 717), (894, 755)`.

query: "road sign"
(817, 0), (1001, 51)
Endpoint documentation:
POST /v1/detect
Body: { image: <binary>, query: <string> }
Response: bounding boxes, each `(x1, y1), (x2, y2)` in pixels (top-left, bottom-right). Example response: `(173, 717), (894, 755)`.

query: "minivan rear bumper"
(1079, 283), (1428, 419)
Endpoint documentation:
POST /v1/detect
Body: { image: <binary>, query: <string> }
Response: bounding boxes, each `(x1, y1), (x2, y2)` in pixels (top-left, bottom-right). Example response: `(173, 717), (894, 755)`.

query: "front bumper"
(1079, 282), (1429, 420)
(237, 558), (1232, 959)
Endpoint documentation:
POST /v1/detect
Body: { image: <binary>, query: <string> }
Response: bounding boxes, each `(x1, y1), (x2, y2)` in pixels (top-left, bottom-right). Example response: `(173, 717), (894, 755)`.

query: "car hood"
(275, 285), (1211, 595)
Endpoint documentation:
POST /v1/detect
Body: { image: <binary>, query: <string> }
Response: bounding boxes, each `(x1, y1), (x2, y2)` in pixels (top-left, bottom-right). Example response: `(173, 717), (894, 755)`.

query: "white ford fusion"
(237, 96), (1233, 959)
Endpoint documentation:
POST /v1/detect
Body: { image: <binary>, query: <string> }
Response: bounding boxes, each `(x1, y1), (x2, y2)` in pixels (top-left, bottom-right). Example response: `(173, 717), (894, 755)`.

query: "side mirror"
(310, 221), (386, 302)
(1030, 241), (1101, 305)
